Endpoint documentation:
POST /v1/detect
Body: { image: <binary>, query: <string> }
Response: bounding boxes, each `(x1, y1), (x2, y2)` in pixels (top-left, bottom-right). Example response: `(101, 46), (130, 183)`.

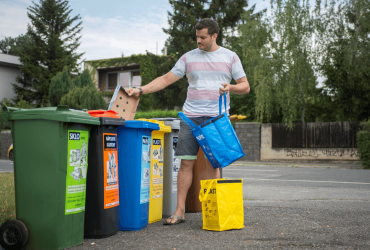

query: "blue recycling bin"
(117, 120), (159, 231)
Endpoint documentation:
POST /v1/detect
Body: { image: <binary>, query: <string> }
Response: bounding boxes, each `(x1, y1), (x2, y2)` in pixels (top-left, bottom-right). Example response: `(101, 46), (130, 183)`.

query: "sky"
(0, 0), (270, 62)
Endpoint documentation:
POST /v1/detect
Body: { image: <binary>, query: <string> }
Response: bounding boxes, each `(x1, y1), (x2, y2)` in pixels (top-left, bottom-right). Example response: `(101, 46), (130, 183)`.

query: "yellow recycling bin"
(138, 119), (171, 223)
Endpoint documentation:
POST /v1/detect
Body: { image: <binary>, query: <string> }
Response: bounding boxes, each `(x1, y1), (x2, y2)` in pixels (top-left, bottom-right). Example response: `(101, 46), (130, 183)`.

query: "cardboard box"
(108, 85), (140, 120)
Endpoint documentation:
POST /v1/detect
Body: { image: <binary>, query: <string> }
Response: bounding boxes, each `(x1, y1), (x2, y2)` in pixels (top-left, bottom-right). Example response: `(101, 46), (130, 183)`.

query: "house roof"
(0, 53), (21, 68)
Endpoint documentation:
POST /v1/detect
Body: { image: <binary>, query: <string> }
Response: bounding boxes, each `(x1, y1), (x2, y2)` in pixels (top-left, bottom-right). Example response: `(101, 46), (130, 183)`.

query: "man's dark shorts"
(175, 116), (213, 160)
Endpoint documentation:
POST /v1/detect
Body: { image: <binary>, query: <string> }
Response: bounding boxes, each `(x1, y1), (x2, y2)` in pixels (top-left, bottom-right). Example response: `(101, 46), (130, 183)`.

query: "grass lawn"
(0, 173), (16, 225)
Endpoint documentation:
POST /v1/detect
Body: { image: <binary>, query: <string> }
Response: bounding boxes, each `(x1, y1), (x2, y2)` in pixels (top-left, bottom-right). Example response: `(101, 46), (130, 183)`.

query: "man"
(126, 18), (250, 225)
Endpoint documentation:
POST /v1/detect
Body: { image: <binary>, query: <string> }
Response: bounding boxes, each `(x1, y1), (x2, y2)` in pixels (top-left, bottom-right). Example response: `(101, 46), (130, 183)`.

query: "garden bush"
(357, 118), (370, 169)
(134, 109), (180, 119)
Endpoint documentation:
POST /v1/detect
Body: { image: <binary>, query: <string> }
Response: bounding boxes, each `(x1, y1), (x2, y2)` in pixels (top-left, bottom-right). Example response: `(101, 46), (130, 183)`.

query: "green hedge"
(103, 92), (114, 98)
(357, 119), (370, 169)
(134, 110), (180, 119)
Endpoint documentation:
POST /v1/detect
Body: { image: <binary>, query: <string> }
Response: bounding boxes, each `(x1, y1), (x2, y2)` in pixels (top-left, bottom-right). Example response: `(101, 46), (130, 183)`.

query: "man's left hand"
(219, 83), (229, 95)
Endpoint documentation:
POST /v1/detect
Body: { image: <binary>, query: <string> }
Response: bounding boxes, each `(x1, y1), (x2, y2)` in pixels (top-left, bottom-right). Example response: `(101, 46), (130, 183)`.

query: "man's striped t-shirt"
(171, 47), (246, 117)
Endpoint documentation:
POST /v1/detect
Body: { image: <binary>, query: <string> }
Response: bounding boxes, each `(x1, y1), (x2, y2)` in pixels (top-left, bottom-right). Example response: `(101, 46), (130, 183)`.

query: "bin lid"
(163, 119), (180, 130)
(86, 110), (125, 126)
(123, 120), (160, 130)
(98, 117), (126, 126)
(137, 119), (172, 133)
(152, 118), (180, 130)
(87, 109), (120, 118)
(2, 105), (100, 125)
(151, 117), (177, 121)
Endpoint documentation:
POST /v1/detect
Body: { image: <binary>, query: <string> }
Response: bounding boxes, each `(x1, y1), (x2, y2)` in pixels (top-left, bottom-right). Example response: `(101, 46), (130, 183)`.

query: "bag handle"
(219, 92), (227, 115)
(178, 112), (196, 129)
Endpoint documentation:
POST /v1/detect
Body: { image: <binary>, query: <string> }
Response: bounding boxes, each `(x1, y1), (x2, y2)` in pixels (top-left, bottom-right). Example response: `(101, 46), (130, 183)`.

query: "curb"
(231, 161), (363, 169)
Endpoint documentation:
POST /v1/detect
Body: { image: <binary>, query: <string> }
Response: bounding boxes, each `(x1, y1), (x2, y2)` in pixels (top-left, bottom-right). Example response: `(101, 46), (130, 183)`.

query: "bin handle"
(56, 105), (70, 112)
(2, 106), (22, 112)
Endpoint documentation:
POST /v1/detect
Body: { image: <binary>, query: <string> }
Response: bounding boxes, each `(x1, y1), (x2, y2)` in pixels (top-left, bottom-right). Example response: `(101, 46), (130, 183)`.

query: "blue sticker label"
(142, 137), (149, 145)
(140, 135), (151, 204)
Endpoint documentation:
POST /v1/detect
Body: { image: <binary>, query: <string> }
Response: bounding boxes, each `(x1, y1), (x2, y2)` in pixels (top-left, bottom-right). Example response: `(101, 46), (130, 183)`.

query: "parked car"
(8, 144), (13, 161)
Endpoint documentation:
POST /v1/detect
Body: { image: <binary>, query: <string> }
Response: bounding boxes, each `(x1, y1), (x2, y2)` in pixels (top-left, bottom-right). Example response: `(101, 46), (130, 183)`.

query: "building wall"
(260, 123), (360, 162)
(235, 122), (260, 161)
(84, 61), (140, 93)
(0, 131), (12, 159)
(0, 64), (20, 102)
(98, 71), (107, 92)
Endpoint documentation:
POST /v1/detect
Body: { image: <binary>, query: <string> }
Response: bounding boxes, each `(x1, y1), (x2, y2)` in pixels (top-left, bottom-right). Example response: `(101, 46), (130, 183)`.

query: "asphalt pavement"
(70, 161), (370, 249)
(1, 160), (369, 249)
(0, 159), (13, 173)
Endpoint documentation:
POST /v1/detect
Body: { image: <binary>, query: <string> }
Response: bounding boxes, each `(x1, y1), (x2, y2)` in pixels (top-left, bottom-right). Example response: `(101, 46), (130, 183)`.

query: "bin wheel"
(8, 150), (14, 161)
(0, 220), (29, 250)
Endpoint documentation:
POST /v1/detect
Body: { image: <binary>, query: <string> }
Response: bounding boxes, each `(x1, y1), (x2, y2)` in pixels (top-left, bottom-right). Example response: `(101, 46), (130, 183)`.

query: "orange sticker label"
(103, 133), (119, 209)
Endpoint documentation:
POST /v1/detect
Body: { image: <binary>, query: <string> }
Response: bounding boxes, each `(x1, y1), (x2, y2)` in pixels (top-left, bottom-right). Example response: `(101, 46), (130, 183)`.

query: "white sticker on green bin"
(65, 130), (89, 214)
(140, 135), (151, 204)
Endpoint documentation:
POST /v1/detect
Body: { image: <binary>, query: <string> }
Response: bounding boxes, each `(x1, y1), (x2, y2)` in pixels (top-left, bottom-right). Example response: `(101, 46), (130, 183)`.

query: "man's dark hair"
(195, 18), (219, 36)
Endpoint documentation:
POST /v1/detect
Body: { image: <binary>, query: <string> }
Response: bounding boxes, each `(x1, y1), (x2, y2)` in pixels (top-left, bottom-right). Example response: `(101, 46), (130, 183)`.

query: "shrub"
(357, 118), (370, 169)
(103, 92), (114, 98)
(134, 109), (180, 119)
(0, 98), (13, 129)
(49, 68), (96, 107)
(0, 97), (32, 129)
(60, 86), (108, 110)
(49, 67), (74, 106)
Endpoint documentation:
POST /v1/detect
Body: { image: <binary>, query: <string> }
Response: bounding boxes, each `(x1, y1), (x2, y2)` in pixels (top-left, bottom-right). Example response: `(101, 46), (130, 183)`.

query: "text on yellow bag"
(199, 179), (244, 231)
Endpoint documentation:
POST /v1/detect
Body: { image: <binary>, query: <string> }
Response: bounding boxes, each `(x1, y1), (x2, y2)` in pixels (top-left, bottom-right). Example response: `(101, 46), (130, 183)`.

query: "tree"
(13, 0), (84, 106)
(0, 34), (30, 56)
(160, 0), (249, 109)
(49, 67), (74, 106)
(148, 53), (187, 110)
(164, 0), (249, 56)
(49, 68), (97, 107)
(315, 0), (370, 121)
(227, 5), (269, 120)
(254, 0), (317, 128)
(75, 68), (95, 88)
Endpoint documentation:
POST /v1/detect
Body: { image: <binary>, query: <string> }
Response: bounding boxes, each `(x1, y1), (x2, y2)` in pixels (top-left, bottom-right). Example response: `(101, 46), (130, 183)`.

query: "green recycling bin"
(0, 106), (99, 250)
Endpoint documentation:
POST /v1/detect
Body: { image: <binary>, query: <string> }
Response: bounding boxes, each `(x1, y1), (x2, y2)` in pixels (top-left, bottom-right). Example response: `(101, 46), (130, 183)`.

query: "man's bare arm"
(219, 76), (250, 95)
(126, 72), (181, 97)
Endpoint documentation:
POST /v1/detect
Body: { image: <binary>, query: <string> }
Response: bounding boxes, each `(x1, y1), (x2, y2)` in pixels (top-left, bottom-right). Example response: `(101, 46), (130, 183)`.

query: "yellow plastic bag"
(199, 179), (244, 231)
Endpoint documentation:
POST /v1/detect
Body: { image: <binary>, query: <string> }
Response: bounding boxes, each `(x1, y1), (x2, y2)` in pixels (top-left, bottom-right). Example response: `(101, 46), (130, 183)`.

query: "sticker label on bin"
(151, 137), (164, 198)
(65, 130), (89, 215)
(140, 135), (151, 204)
(103, 133), (119, 209)
(172, 137), (180, 193)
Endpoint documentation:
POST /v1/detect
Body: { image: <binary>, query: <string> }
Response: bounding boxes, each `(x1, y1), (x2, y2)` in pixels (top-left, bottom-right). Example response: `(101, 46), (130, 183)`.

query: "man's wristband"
(135, 87), (143, 96)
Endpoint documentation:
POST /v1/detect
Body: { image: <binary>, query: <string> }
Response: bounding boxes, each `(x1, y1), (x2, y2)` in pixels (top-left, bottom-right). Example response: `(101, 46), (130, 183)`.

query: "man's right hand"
(125, 88), (140, 97)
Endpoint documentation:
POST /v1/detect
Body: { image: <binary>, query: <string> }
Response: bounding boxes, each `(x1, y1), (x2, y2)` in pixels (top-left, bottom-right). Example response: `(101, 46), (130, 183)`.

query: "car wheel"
(0, 220), (29, 250)
(9, 150), (13, 161)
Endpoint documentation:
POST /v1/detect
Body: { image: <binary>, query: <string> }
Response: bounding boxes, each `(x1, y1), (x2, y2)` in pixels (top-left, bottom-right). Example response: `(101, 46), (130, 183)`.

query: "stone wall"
(235, 122), (260, 161)
(0, 131), (12, 159)
(260, 123), (360, 162)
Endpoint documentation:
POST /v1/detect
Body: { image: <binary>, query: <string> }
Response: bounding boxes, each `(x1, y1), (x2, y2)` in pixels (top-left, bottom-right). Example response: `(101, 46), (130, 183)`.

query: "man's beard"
(199, 43), (212, 51)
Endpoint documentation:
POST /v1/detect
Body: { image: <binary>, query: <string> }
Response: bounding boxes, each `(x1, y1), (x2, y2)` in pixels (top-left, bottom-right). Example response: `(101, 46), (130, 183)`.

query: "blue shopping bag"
(178, 92), (245, 169)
